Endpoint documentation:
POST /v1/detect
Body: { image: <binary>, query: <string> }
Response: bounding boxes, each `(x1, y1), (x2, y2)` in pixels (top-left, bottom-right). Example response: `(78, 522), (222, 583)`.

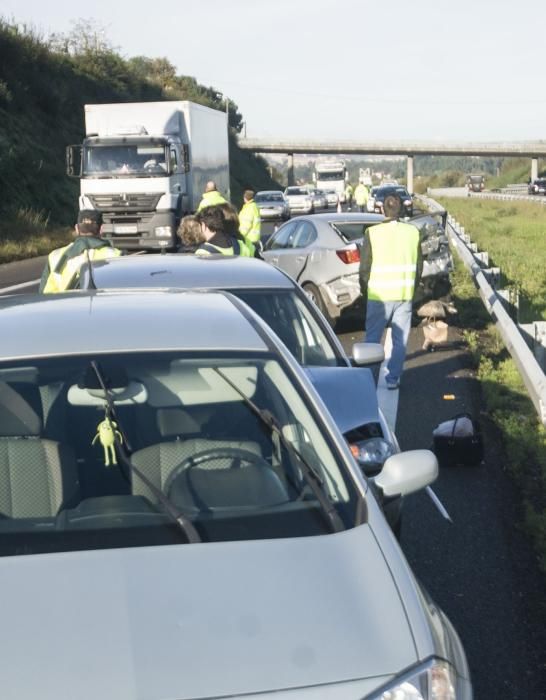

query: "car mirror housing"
(373, 450), (438, 497)
(351, 342), (385, 366)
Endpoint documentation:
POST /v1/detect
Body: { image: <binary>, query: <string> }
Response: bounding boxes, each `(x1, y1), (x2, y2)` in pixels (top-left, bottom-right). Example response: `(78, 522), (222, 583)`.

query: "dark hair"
(196, 205), (225, 233)
(77, 209), (102, 234)
(218, 202), (240, 238)
(243, 189), (255, 201)
(383, 194), (402, 219)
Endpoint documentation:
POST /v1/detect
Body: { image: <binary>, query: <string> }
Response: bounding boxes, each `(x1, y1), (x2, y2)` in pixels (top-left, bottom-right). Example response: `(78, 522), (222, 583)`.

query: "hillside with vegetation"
(0, 19), (279, 261)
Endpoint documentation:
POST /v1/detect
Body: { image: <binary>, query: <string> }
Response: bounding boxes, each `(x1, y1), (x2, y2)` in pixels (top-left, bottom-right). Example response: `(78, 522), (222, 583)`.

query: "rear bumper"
(319, 273), (361, 319)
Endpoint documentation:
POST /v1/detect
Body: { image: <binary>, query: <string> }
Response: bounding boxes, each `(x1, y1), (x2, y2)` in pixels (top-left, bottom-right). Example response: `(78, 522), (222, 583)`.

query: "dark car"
(373, 185), (413, 216)
(466, 175), (485, 192)
(528, 178), (546, 195)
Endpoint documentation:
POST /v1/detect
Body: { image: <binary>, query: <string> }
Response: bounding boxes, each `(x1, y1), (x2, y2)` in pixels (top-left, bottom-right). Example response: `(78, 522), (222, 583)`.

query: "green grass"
(437, 197), (546, 322)
(446, 212), (546, 572)
(0, 207), (71, 263)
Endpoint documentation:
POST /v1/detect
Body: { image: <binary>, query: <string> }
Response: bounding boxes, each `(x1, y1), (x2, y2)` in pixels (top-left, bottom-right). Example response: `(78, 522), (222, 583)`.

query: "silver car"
(262, 212), (384, 326)
(310, 188), (328, 210)
(284, 185), (314, 214)
(0, 290), (471, 699)
(255, 190), (290, 220)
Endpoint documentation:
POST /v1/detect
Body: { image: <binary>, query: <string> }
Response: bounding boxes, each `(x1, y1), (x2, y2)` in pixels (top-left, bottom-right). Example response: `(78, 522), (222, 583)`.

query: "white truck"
(66, 101), (229, 250)
(313, 159), (348, 203)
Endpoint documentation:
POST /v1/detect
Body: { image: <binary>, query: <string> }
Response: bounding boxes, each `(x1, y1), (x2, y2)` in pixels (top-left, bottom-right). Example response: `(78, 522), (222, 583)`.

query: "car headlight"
(154, 226), (172, 237)
(371, 659), (456, 699)
(349, 437), (396, 475)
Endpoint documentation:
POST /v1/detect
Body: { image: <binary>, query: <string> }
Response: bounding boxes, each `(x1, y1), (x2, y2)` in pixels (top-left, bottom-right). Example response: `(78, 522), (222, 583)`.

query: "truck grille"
(89, 193), (161, 212)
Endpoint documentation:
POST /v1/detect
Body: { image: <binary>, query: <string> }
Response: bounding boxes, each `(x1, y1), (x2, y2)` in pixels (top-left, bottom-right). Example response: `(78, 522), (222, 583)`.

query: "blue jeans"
(365, 300), (413, 383)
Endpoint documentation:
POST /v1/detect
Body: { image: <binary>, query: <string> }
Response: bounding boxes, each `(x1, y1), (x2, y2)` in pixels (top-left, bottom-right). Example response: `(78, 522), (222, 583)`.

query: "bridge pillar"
(532, 157), (538, 182)
(406, 155), (414, 194)
(287, 153), (294, 186)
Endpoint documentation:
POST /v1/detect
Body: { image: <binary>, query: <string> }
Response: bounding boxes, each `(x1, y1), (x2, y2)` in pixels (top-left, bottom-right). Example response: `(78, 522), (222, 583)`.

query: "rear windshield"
(285, 188), (308, 196)
(256, 193), (284, 202)
(330, 221), (377, 242)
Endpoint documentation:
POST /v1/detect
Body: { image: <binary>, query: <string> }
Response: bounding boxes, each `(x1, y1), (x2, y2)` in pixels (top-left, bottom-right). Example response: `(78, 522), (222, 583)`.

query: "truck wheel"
(303, 282), (336, 328)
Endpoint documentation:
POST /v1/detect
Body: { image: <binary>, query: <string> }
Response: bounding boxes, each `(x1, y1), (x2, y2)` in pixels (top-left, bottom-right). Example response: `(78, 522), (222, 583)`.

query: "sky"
(3, 0), (546, 143)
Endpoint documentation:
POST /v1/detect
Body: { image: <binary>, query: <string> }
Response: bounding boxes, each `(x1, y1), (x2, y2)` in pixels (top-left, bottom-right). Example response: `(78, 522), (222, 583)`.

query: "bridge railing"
(417, 195), (546, 426)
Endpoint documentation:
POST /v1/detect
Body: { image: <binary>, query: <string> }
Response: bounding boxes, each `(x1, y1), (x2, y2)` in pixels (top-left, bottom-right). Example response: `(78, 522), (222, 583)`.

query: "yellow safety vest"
(239, 200), (261, 244)
(367, 221), (419, 301)
(345, 185), (353, 198)
(197, 191), (228, 211)
(42, 243), (122, 293)
(195, 238), (254, 257)
(354, 184), (369, 206)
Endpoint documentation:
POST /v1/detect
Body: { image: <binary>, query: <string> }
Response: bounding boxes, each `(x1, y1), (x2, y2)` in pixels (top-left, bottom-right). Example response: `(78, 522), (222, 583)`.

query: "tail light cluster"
(336, 246), (360, 264)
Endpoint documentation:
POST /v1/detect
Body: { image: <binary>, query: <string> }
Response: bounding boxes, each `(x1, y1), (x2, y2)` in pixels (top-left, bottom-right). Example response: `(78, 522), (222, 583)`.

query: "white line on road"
(376, 329), (399, 433)
(0, 279), (40, 294)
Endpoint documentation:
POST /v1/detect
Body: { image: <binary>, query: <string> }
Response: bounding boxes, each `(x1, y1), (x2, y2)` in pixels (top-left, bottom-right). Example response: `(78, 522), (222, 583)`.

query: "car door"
(271, 220), (317, 281)
(262, 220), (298, 266)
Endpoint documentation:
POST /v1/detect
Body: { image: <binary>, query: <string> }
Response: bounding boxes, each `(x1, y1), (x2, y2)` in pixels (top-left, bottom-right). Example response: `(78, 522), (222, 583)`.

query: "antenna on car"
(84, 247), (97, 290)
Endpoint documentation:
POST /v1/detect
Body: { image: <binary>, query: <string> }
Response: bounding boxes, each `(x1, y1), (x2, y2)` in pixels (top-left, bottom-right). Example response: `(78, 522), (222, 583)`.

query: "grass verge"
(450, 229), (546, 573)
(0, 208), (72, 264)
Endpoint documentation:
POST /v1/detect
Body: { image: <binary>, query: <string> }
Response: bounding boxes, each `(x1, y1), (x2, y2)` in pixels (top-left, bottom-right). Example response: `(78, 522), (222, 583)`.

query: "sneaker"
(385, 378), (400, 390)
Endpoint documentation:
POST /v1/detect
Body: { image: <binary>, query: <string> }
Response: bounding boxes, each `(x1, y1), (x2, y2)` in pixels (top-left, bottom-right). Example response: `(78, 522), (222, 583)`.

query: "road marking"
(376, 329), (399, 433)
(0, 279), (40, 294)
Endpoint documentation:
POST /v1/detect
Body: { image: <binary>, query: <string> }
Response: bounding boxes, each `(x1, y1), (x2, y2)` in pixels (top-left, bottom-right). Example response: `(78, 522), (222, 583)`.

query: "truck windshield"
(316, 171), (344, 181)
(83, 143), (169, 178)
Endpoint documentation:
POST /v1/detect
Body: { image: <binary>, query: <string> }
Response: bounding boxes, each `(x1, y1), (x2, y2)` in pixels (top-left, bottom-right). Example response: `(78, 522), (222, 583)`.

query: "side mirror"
(351, 342), (385, 366)
(373, 450), (438, 497)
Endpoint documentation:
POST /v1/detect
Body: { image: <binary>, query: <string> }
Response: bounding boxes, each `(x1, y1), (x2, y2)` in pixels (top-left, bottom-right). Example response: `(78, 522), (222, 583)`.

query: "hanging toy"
(92, 415), (123, 466)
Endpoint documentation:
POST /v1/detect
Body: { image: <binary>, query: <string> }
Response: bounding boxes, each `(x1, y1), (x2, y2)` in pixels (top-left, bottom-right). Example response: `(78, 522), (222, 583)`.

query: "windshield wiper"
(90, 361), (201, 543)
(213, 368), (344, 533)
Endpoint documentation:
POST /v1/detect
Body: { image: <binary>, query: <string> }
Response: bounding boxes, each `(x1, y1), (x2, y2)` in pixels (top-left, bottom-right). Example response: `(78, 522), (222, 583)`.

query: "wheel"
(303, 282), (336, 328)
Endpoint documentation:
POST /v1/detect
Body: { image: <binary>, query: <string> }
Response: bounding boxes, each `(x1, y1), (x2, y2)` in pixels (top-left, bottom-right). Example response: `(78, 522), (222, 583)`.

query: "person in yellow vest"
(359, 194), (422, 390)
(238, 189), (261, 247)
(39, 210), (122, 293)
(354, 182), (369, 212)
(194, 206), (254, 257)
(197, 181), (228, 211)
(344, 183), (354, 210)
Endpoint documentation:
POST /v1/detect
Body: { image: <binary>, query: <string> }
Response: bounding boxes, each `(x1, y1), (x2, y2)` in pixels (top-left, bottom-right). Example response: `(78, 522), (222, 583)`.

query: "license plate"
(113, 224), (138, 234)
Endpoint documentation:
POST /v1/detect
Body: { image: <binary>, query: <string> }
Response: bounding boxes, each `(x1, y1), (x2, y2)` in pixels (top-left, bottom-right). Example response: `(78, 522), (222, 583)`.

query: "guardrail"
(417, 194), (546, 426)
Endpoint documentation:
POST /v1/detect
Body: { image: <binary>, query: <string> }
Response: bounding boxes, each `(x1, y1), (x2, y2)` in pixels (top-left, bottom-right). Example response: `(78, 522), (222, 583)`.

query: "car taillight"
(336, 247), (360, 264)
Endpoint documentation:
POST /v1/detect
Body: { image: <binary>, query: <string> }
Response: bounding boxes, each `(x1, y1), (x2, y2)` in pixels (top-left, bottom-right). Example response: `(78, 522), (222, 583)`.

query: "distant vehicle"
(528, 178), (546, 195)
(372, 185), (414, 217)
(359, 167), (373, 186)
(323, 189), (339, 208)
(255, 190), (290, 220)
(310, 188), (328, 210)
(313, 159), (348, 203)
(262, 212), (384, 326)
(466, 174), (485, 192)
(366, 186), (380, 212)
(284, 186), (314, 214)
(66, 101), (229, 251)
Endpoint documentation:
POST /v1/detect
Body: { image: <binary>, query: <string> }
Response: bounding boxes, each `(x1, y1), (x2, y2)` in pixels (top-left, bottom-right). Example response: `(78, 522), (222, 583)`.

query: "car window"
(291, 221), (317, 248)
(265, 221), (298, 250)
(331, 221), (378, 242)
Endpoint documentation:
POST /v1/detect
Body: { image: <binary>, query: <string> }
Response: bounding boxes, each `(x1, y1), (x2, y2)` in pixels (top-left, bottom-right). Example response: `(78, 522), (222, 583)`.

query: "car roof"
(294, 213), (385, 224)
(0, 290), (269, 361)
(82, 255), (296, 291)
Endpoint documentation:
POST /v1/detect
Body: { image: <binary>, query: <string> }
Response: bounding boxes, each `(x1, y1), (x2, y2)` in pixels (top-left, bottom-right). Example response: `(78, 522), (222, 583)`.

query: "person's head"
(75, 209), (103, 237)
(178, 215), (204, 247)
(205, 180), (218, 193)
(219, 202), (240, 237)
(196, 205), (225, 240)
(383, 194), (402, 220)
(243, 189), (255, 203)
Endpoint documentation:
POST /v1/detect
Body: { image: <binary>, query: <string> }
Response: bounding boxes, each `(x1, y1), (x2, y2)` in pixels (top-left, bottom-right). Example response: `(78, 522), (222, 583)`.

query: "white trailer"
(67, 101), (229, 250)
(313, 160), (348, 203)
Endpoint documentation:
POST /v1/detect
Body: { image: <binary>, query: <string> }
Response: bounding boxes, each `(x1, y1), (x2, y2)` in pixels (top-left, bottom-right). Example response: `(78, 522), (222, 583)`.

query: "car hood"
(0, 526), (418, 699)
(304, 366), (380, 433)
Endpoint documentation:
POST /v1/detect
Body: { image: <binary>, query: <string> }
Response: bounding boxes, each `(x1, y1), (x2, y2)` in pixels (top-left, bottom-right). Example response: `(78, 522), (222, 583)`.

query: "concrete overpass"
(238, 139), (546, 191)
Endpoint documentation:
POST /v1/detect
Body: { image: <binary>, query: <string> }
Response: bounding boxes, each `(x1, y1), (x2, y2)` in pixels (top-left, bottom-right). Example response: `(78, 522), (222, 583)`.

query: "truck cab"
(314, 160), (348, 203)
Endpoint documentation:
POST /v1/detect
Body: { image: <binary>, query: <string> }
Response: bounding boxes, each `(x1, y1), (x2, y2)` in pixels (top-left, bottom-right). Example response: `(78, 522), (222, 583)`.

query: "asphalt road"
(2, 217), (546, 698)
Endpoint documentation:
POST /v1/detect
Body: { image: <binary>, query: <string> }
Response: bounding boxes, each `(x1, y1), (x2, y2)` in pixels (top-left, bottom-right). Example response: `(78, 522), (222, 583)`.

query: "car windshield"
(0, 352), (358, 557)
(256, 193), (284, 202)
(316, 172), (344, 181)
(83, 143), (168, 177)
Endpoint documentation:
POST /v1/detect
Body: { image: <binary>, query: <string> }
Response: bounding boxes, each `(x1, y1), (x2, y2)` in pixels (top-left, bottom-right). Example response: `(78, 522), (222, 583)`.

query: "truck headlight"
(371, 659), (456, 699)
(349, 437), (395, 475)
(154, 226), (172, 237)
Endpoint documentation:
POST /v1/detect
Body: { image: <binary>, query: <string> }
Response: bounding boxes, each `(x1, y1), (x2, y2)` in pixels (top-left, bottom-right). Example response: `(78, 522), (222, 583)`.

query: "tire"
(303, 282), (336, 328)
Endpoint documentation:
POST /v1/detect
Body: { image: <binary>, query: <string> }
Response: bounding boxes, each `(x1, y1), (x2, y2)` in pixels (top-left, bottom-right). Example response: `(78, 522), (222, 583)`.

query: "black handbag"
(432, 413), (484, 467)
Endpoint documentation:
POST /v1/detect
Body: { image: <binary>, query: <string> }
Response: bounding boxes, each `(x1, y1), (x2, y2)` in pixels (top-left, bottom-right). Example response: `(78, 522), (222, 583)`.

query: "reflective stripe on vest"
(367, 221), (419, 301)
(239, 201), (261, 243)
(42, 245), (121, 293)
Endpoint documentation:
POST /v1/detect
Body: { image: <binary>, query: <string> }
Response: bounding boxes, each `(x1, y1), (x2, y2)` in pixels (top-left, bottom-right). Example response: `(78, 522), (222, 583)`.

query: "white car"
(284, 186), (314, 214)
